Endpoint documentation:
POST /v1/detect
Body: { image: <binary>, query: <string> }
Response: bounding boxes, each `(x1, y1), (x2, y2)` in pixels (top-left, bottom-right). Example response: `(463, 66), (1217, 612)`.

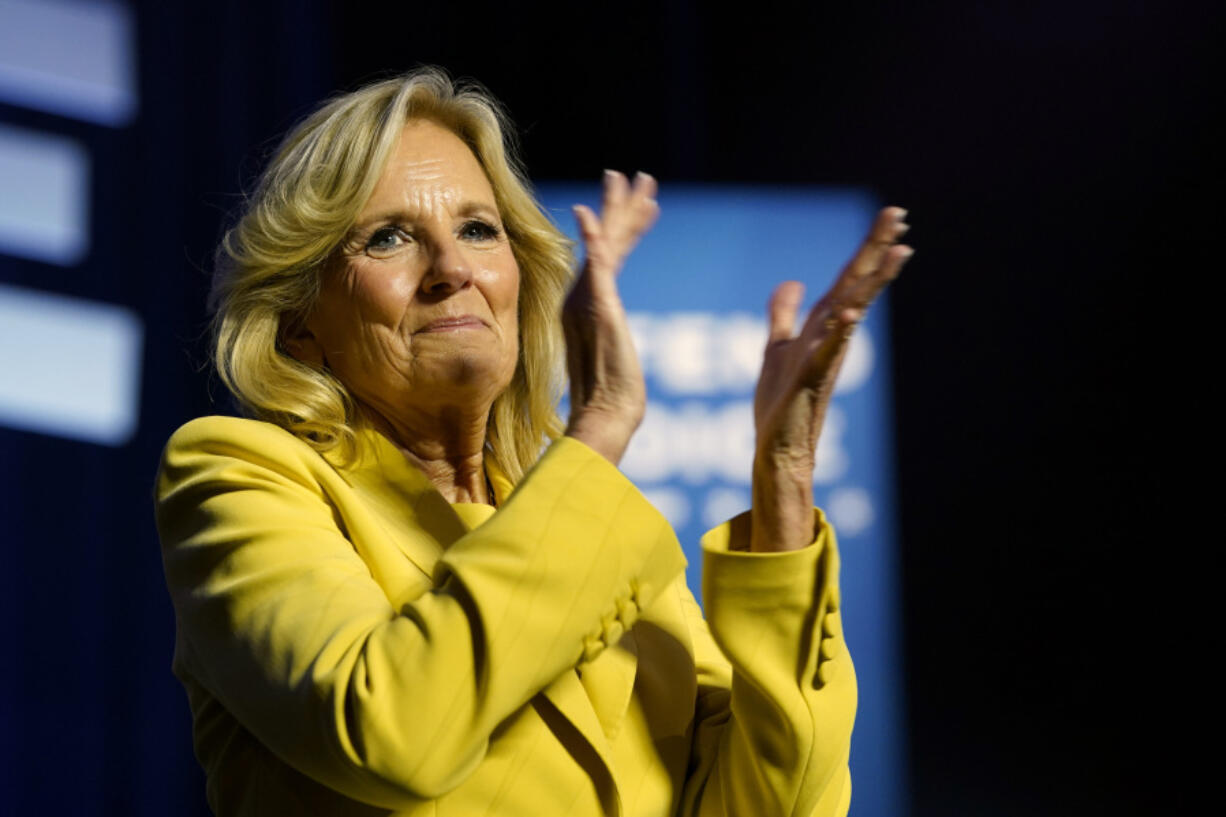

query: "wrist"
(750, 463), (815, 553)
(565, 410), (639, 466)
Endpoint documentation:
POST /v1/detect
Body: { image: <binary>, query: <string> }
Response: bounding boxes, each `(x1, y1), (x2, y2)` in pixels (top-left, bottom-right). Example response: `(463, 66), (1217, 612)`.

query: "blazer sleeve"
(678, 510), (857, 817)
(155, 418), (686, 808)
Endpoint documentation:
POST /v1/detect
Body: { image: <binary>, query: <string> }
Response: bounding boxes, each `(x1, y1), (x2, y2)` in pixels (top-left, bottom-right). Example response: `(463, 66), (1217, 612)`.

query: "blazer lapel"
(343, 435), (632, 811)
(337, 431), (468, 576)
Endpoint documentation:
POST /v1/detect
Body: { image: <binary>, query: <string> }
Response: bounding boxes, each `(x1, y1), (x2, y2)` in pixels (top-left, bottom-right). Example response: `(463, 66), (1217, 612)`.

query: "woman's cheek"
(357, 265), (415, 326)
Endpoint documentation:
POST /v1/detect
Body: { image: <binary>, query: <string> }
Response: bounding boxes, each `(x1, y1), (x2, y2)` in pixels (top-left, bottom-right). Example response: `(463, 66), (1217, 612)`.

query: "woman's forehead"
(360, 119), (496, 218)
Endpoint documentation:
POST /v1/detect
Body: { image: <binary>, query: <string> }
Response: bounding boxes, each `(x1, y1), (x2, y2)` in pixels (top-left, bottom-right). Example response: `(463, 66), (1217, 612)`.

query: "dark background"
(1, 0), (1214, 813)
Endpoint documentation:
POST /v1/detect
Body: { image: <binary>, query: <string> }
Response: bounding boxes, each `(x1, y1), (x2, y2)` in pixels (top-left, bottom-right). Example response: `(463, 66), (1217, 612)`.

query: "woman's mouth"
(417, 315), (485, 333)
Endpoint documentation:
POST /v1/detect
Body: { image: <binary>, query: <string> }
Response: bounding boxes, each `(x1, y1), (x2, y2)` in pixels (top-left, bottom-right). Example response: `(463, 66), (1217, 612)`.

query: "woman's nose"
(419, 240), (473, 296)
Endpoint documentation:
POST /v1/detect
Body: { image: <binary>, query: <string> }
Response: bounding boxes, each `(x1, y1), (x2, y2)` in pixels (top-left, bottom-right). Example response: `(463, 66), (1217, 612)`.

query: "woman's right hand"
(562, 170), (659, 465)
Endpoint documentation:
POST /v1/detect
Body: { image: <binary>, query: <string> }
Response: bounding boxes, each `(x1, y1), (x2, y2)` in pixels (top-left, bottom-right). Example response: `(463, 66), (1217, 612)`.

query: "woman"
(155, 68), (911, 817)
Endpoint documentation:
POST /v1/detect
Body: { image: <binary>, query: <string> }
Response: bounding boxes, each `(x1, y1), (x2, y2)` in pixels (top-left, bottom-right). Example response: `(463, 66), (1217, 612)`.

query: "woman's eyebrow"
(352, 200), (501, 230)
(454, 201), (502, 221)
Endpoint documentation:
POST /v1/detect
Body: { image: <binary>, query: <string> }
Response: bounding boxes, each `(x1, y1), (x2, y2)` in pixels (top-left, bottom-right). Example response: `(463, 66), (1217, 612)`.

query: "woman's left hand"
(750, 207), (913, 552)
(563, 171), (660, 466)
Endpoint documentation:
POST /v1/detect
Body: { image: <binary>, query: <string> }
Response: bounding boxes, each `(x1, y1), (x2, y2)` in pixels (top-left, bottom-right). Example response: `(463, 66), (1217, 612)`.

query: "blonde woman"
(155, 67), (912, 816)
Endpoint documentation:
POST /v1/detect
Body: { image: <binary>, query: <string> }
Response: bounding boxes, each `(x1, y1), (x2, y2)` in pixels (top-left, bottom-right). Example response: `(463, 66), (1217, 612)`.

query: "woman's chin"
(401, 354), (516, 406)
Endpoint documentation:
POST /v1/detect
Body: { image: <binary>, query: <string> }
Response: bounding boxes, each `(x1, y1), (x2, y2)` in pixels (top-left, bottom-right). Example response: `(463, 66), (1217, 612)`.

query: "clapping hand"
(750, 207), (913, 552)
(562, 170), (659, 465)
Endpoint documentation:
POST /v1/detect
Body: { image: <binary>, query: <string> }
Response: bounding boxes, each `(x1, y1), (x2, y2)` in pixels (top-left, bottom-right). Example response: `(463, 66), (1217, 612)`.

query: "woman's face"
(291, 118), (520, 425)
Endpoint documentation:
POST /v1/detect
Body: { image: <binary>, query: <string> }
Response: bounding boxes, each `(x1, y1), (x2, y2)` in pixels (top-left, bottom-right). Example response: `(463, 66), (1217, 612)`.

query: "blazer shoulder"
(157, 415), (333, 491)
(163, 415), (312, 458)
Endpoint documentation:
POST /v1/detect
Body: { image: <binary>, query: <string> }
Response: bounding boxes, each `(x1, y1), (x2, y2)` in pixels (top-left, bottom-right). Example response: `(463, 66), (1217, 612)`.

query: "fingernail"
(895, 207), (908, 220)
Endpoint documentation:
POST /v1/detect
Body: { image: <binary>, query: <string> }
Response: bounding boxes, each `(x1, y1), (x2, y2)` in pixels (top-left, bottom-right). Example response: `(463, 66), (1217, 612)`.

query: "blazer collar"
(334, 429), (470, 576)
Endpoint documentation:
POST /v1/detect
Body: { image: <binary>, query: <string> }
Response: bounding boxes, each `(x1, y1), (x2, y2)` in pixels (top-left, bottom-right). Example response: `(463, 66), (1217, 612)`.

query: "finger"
(606, 171), (656, 248)
(600, 171), (660, 259)
(767, 281), (805, 343)
(571, 203), (595, 235)
(631, 170), (658, 201)
(873, 242), (914, 289)
(845, 243), (914, 311)
(573, 204), (612, 276)
(599, 170), (632, 248)
(572, 204), (621, 298)
(843, 206), (909, 283)
(626, 195), (660, 246)
(573, 204), (602, 245)
(601, 169), (630, 219)
(626, 172), (660, 236)
(799, 208), (911, 339)
(803, 307), (858, 386)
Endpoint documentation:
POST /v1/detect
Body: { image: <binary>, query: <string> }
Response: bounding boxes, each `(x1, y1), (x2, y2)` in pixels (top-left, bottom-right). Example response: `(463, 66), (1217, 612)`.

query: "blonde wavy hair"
(210, 68), (572, 483)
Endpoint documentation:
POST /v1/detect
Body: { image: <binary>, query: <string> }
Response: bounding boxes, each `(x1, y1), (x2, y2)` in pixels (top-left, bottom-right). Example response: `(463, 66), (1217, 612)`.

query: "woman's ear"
(280, 314), (325, 367)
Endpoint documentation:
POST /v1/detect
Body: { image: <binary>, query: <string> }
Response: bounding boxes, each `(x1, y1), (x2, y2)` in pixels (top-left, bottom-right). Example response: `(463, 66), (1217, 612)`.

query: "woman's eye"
(366, 227), (406, 254)
(461, 220), (500, 241)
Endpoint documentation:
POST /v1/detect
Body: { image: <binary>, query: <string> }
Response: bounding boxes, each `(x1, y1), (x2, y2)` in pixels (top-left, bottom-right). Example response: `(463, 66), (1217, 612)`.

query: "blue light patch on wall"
(537, 183), (907, 817)
(0, 124), (90, 266)
(0, 0), (137, 126)
(0, 283), (143, 445)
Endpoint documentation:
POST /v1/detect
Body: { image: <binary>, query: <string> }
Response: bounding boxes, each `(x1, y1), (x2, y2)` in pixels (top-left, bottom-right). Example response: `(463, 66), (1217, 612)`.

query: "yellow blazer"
(155, 416), (856, 816)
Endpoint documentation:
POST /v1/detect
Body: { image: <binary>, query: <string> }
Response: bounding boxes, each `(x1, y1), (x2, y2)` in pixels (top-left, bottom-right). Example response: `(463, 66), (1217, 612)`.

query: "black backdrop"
(0, 0), (1215, 813)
